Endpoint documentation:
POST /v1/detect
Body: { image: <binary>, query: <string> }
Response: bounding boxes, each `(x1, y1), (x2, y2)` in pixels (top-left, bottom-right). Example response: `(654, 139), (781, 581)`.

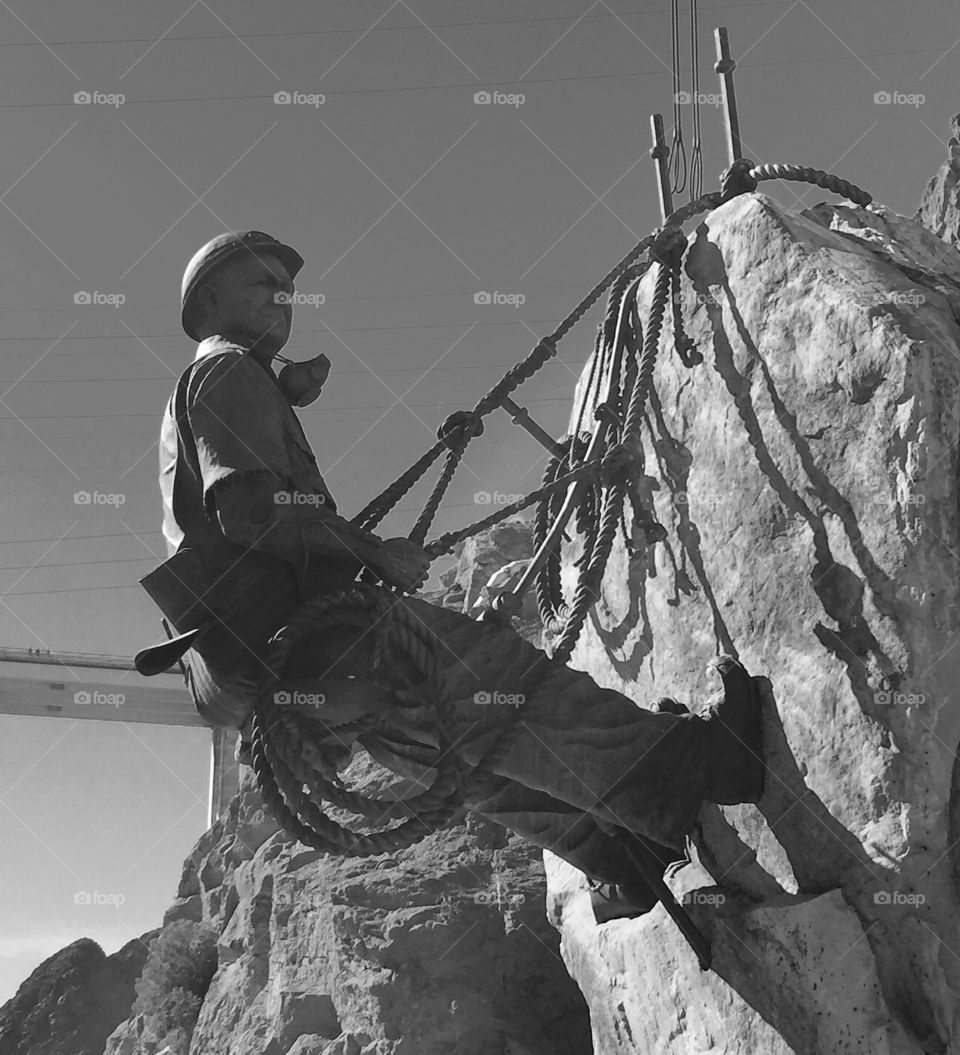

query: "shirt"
(158, 336), (359, 726)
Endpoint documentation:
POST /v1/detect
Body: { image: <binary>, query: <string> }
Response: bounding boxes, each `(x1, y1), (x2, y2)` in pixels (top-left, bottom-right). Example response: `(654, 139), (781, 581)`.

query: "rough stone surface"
(916, 114), (960, 247)
(104, 766), (590, 1055)
(0, 934), (156, 1055)
(546, 191), (960, 1052)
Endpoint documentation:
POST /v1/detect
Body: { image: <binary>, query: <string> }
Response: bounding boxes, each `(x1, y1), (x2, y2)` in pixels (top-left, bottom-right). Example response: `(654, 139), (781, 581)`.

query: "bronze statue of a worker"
(146, 230), (765, 921)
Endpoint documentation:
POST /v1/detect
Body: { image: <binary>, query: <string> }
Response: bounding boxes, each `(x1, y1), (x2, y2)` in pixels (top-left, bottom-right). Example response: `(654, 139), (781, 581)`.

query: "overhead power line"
(0, 3), (794, 50)
(0, 45), (948, 110)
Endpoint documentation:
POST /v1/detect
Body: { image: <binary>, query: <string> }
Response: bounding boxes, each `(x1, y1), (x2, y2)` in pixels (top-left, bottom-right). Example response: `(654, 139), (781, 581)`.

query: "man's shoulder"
(186, 342), (279, 404)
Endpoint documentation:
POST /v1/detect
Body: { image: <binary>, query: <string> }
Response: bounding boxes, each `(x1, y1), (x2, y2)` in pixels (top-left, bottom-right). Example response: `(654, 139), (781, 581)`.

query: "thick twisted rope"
(252, 584), (473, 855)
(549, 236), (680, 664)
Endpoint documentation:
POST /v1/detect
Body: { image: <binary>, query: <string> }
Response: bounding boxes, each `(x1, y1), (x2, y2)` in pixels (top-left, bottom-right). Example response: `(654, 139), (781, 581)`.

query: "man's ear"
(193, 281), (219, 330)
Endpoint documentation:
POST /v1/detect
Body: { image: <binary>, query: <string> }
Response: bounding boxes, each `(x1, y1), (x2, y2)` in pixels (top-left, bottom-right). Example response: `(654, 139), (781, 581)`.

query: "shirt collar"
(194, 334), (247, 361)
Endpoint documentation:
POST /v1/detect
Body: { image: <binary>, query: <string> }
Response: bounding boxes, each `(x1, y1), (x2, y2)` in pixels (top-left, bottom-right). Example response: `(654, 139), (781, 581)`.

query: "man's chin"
(250, 331), (289, 356)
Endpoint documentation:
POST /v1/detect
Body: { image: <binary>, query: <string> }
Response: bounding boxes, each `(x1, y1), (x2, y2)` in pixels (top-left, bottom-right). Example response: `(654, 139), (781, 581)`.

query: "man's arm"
(212, 471), (386, 576)
(184, 351), (428, 589)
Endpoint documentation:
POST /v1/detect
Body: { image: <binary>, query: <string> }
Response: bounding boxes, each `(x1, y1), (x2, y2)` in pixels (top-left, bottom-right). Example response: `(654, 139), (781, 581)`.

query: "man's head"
(180, 231), (303, 359)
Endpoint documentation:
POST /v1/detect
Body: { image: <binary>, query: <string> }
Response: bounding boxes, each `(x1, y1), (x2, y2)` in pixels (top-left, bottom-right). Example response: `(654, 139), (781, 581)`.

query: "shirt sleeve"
(185, 350), (293, 509)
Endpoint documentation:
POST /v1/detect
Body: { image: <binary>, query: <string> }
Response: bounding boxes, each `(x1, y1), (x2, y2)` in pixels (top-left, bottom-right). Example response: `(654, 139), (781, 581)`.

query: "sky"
(0, 0), (957, 1007)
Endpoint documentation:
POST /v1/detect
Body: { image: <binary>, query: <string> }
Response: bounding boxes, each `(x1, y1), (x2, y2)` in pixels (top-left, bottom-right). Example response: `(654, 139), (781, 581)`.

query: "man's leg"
(243, 590), (762, 856)
(395, 597), (763, 851)
(465, 771), (684, 886)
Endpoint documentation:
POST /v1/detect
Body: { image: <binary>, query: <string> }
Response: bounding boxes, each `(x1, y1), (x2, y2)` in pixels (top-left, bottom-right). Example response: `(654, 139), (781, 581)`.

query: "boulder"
(545, 188), (960, 1052)
(105, 748), (590, 1055)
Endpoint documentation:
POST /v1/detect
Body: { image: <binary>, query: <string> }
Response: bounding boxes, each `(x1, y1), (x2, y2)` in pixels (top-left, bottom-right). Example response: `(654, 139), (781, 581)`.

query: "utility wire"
(668, 0), (687, 196)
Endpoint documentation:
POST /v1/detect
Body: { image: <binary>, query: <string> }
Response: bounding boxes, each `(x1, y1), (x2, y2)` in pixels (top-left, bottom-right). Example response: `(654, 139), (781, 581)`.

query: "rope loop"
(719, 158), (759, 201)
(252, 583), (472, 856)
(649, 224), (688, 270)
(600, 439), (644, 487)
(438, 410), (484, 450)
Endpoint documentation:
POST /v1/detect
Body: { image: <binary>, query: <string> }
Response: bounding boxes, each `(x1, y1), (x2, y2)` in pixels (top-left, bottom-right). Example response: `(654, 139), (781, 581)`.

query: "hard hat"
(180, 230), (304, 340)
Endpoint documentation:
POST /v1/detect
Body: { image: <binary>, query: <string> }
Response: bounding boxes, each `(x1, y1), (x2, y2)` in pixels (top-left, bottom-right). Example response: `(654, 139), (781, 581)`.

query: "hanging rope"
(669, 0), (688, 195)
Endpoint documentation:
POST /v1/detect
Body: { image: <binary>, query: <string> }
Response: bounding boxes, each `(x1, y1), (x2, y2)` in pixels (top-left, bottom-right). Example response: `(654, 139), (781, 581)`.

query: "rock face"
(916, 114), (960, 247)
(106, 765), (590, 1055)
(0, 934), (156, 1055)
(545, 190), (960, 1052)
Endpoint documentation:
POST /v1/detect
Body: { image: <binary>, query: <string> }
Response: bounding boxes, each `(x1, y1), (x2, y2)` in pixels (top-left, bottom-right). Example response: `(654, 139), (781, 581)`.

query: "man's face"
(199, 250), (294, 355)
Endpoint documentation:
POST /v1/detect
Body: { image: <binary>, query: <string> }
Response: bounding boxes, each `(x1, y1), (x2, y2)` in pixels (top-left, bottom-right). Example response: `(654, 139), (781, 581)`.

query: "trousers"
(185, 567), (743, 885)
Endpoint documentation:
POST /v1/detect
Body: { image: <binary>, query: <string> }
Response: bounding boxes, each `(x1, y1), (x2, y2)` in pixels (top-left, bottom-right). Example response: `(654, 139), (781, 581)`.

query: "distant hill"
(0, 933), (156, 1055)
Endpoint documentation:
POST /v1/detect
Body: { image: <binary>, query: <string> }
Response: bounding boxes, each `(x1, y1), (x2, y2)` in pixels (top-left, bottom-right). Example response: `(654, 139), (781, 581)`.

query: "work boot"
(588, 835), (687, 923)
(704, 654), (765, 803)
(654, 696), (689, 715)
(588, 877), (659, 922)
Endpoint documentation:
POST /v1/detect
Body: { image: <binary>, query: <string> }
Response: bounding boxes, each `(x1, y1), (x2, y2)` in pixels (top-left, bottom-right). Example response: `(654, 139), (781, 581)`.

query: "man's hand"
(376, 537), (431, 592)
